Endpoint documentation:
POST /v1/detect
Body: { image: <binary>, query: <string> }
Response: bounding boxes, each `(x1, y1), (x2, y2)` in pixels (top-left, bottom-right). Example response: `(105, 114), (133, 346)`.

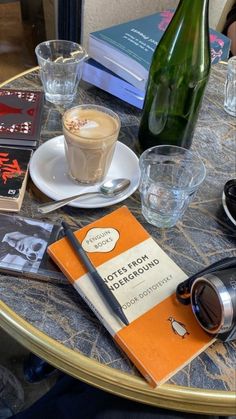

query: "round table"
(0, 64), (235, 416)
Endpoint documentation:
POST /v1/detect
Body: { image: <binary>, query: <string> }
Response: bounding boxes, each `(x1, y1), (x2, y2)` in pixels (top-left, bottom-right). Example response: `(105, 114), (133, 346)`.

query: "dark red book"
(0, 89), (44, 148)
(0, 146), (33, 211)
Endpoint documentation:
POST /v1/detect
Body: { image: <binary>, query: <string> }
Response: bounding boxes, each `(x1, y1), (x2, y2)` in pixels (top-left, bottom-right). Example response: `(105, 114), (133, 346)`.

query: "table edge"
(0, 67), (39, 88)
(1, 301), (235, 416)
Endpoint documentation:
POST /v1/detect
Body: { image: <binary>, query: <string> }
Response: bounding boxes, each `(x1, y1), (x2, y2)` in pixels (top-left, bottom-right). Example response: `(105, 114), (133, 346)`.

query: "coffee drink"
(63, 105), (120, 184)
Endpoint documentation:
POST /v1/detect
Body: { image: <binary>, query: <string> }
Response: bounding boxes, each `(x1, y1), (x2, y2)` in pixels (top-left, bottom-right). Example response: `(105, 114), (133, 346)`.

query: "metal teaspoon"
(37, 178), (131, 214)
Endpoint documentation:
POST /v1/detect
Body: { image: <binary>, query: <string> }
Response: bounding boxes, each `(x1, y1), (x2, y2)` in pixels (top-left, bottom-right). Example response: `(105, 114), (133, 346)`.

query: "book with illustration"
(88, 10), (231, 90)
(47, 206), (215, 387)
(0, 213), (65, 282)
(0, 146), (33, 211)
(0, 89), (44, 148)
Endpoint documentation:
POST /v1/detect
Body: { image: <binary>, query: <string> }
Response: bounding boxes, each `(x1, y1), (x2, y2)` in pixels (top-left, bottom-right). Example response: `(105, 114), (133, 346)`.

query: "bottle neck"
(159, 0), (210, 65)
(175, 0), (209, 26)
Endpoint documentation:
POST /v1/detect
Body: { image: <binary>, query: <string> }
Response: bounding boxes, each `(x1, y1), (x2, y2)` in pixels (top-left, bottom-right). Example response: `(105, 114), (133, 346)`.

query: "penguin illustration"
(168, 317), (190, 338)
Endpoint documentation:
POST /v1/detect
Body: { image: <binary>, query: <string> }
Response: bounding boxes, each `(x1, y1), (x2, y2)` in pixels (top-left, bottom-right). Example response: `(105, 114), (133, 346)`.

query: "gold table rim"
(0, 66), (235, 416)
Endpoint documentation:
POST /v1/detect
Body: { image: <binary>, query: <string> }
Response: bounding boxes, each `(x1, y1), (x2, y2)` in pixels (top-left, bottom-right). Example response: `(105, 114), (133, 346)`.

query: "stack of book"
(82, 10), (231, 109)
(0, 88), (44, 211)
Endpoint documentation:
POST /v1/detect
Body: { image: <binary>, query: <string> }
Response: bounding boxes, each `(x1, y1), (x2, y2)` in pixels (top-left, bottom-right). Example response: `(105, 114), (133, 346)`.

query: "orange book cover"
(47, 206), (215, 387)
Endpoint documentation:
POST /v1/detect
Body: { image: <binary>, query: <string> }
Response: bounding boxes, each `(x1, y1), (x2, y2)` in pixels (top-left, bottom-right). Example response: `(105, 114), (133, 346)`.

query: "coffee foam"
(64, 108), (119, 139)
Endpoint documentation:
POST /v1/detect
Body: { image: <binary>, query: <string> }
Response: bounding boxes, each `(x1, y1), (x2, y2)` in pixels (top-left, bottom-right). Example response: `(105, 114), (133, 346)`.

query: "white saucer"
(222, 191), (236, 227)
(29, 135), (140, 209)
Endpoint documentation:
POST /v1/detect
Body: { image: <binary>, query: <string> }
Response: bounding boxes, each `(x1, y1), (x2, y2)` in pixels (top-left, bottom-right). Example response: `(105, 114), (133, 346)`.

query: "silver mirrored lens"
(191, 280), (222, 333)
(190, 274), (234, 334)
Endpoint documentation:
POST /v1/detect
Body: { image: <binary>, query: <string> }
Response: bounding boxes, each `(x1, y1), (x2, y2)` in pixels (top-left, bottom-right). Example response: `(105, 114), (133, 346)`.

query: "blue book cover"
(89, 10), (231, 89)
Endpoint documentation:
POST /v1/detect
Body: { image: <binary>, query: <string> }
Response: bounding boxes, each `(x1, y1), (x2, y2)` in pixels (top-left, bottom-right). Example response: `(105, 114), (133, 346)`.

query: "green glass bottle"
(138, 0), (211, 151)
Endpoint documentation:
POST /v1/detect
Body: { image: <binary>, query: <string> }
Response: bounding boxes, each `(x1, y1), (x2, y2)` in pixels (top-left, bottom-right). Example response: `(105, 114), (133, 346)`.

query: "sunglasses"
(176, 257), (236, 342)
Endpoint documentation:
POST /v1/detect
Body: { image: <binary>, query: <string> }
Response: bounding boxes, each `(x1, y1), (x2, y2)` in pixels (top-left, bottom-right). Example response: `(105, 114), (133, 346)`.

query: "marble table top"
(0, 64), (235, 410)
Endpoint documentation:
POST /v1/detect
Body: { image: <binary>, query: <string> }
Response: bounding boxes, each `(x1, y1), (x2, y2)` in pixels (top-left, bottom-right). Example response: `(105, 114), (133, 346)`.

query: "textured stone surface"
(0, 64), (235, 392)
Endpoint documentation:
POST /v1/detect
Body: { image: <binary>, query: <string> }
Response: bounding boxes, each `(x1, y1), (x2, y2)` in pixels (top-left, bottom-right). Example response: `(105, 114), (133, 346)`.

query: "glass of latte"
(62, 105), (121, 184)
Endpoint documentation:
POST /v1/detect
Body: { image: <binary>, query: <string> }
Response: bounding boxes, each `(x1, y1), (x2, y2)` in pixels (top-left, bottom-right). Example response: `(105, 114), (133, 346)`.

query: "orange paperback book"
(47, 206), (215, 387)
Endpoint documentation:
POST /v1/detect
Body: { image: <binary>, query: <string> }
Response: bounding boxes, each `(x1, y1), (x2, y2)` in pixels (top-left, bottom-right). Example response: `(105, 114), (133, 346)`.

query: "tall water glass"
(139, 145), (206, 228)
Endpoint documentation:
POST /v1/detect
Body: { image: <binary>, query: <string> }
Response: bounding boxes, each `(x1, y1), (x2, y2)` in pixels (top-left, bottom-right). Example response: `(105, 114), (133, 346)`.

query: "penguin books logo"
(82, 227), (120, 253)
(168, 316), (190, 338)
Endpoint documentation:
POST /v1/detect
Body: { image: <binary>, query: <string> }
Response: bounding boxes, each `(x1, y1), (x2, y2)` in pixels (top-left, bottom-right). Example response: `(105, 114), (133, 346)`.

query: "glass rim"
(35, 39), (87, 62)
(139, 145), (206, 191)
(62, 104), (121, 140)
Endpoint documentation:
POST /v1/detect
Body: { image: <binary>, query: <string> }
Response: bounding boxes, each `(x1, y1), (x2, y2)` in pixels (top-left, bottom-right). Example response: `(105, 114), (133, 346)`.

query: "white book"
(82, 59), (145, 109)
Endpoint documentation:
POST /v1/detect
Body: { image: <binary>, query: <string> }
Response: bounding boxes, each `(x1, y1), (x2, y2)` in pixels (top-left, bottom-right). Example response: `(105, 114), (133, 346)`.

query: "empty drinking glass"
(139, 145), (206, 228)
